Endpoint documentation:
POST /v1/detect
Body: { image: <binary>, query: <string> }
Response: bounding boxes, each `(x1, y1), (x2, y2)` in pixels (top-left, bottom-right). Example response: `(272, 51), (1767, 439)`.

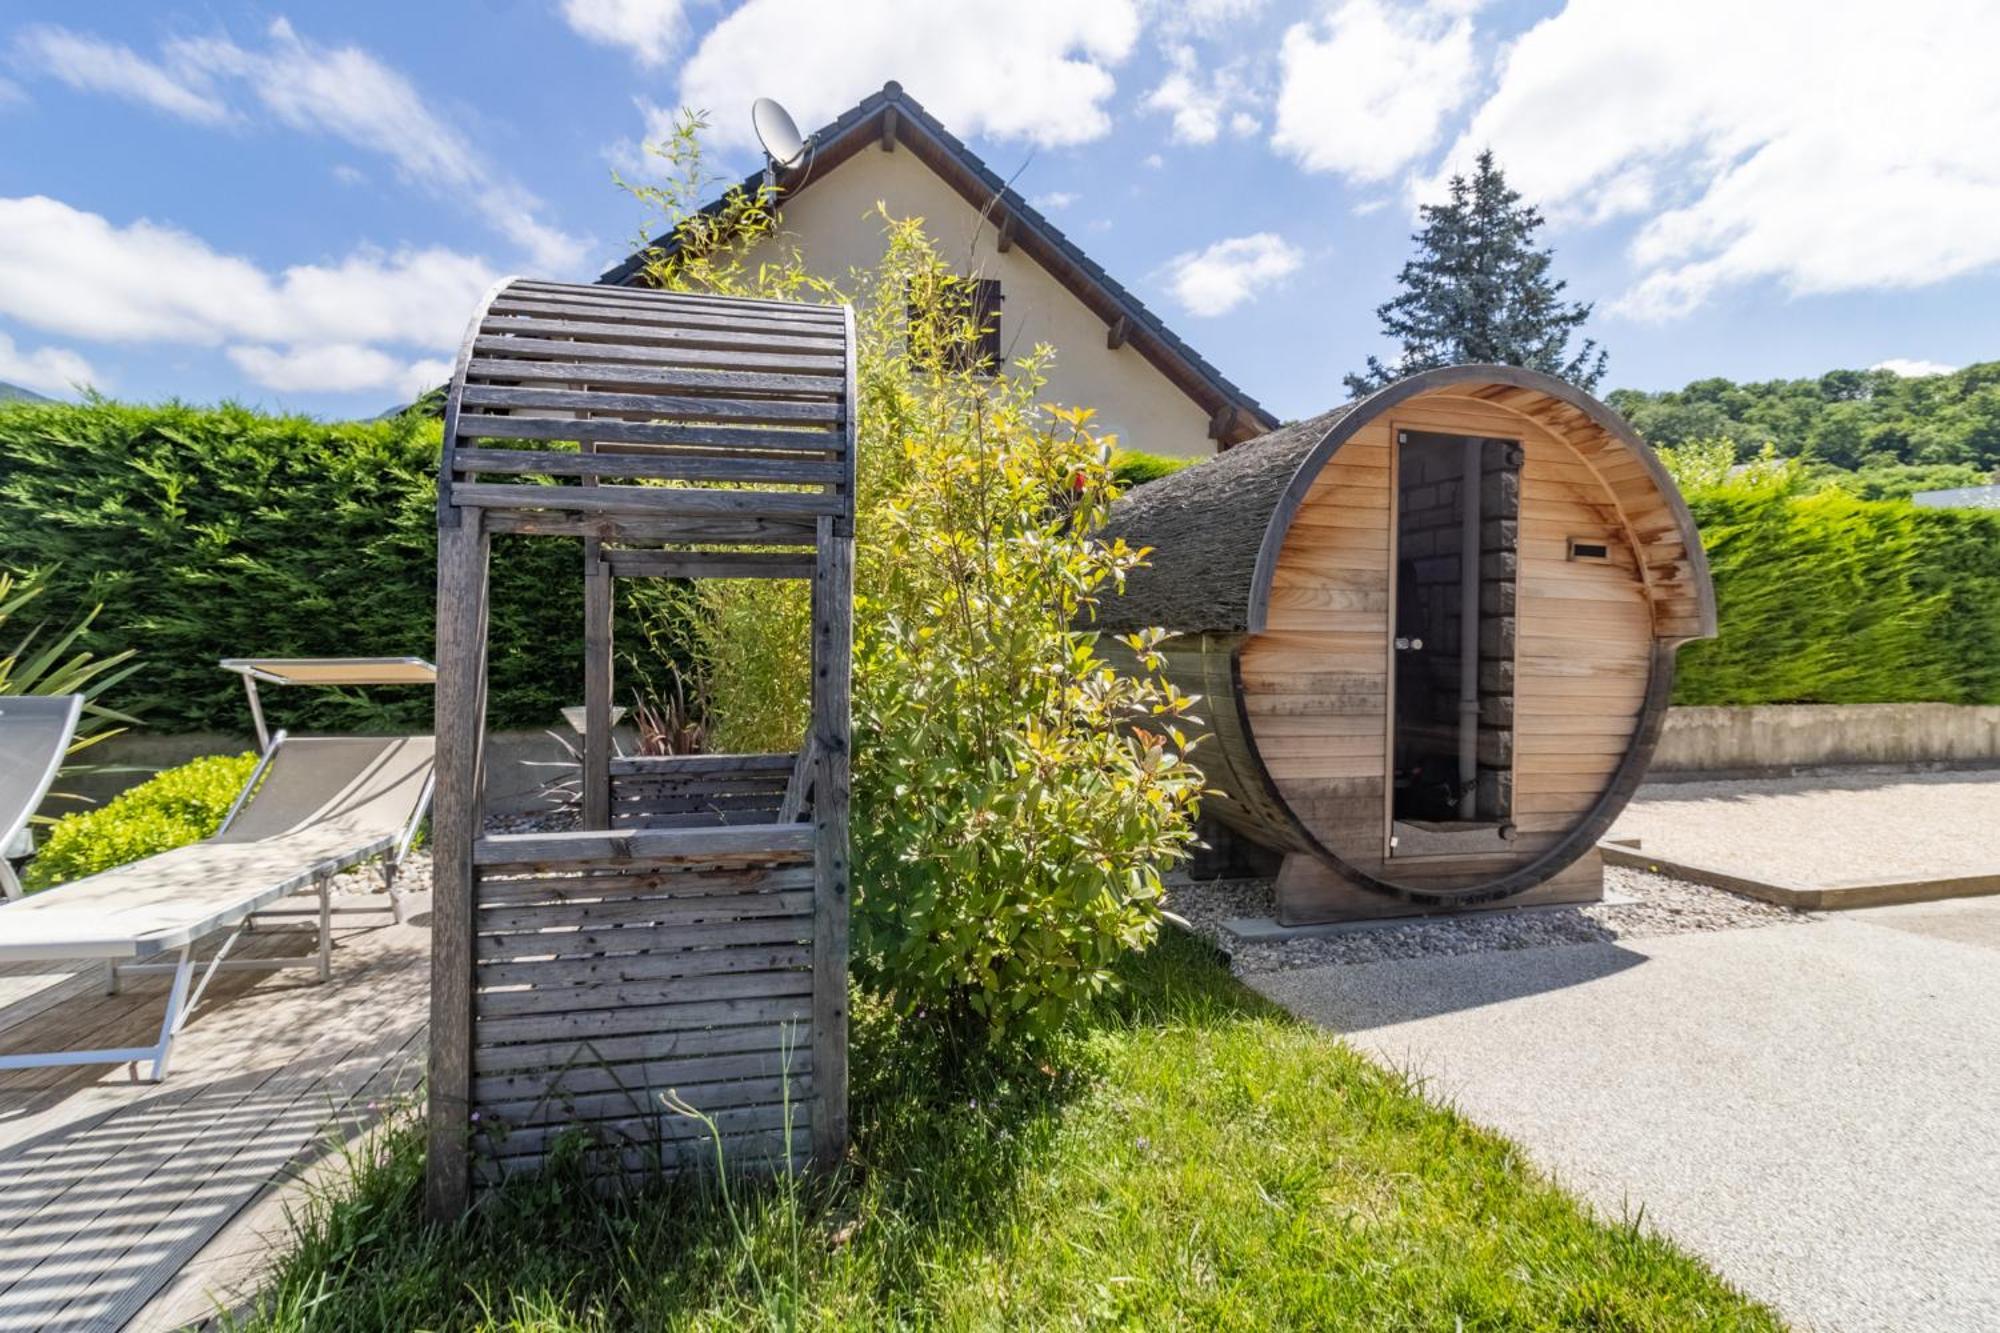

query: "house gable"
(600, 82), (1277, 454)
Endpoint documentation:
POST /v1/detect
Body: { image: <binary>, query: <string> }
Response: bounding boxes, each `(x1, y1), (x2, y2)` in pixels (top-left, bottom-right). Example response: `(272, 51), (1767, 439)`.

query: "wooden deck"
(0, 886), (430, 1331)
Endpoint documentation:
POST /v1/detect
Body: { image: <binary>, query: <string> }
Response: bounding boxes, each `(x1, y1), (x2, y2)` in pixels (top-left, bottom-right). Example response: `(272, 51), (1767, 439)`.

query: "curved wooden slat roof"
(436, 278), (857, 546)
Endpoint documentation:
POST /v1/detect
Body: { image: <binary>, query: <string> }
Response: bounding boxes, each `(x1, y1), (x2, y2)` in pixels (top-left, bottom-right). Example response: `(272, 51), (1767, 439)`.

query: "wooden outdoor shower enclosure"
(1098, 366), (1716, 923)
(425, 278), (854, 1216)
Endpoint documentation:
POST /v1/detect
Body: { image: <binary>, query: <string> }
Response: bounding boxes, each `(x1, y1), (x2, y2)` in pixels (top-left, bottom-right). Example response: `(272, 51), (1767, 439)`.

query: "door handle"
(1394, 637), (1424, 651)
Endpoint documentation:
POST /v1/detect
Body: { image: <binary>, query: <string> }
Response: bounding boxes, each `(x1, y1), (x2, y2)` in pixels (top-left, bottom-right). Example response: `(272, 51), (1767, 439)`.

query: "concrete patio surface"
(1611, 769), (2000, 887)
(1251, 897), (2000, 1332)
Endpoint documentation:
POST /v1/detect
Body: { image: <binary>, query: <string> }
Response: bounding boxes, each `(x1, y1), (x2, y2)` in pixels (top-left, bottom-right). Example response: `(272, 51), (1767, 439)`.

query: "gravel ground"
(1611, 768), (2000, 885)
(1169, 865), (1809, 975)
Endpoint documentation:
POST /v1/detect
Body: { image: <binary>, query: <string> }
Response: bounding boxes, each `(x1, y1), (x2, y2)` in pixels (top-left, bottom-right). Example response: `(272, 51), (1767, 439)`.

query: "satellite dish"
(751, 98), (807, 169)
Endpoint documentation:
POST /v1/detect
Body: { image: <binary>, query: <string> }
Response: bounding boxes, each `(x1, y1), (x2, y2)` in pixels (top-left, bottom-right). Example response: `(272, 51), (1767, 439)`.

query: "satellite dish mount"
(751, 97), (810, 188)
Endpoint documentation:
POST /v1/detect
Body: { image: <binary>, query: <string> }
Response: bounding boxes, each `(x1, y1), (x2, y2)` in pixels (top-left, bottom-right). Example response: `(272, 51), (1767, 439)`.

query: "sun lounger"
(0, 731), (435, 1080)
(0, 694), (82, 901)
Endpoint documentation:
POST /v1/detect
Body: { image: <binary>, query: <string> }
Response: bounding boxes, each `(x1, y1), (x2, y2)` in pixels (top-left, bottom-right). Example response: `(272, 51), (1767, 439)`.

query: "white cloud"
(0, 75), (29, 107)
(331, 163), (367, 186)
(605, 96), (684, 182)
(1428, 0), (2000, 319)
(1031, 190), (1078, 211)
(19, 21), (583, 270)
(560, 0), (687, 66)
(0, 332), (98, 396)
(1143, 44), (1260, 146)
(1146, 0), (1268, 38)
(12, 25), (228, 124)
(1873, 358), (1957, 379)
(1271, 0), (1477, 182)
(678, 1), (1141, 150)
(228, 345), (452, 395)
(1142, 152), (1165, 169)
(0, 195), (498, 396)
(1164, 232), (1303, 315)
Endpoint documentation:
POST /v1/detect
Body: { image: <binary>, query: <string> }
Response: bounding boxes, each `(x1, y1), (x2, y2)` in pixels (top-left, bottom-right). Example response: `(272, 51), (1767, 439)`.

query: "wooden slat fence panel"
(468, 850), (817, 1192)
(431, 281), (851, 1214)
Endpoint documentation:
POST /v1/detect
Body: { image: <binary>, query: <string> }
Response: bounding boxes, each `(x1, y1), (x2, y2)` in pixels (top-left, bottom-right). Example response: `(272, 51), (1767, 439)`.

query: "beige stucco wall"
(748, 146), (1221, 459)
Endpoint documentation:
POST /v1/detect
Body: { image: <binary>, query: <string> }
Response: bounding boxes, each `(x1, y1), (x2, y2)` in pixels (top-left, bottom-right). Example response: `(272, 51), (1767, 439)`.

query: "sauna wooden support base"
(1273, 848), (1604, 925)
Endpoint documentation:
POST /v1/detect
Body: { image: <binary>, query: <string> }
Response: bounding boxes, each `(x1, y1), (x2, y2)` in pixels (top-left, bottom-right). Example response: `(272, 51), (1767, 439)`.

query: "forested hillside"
(1608, 362), (2000, 498)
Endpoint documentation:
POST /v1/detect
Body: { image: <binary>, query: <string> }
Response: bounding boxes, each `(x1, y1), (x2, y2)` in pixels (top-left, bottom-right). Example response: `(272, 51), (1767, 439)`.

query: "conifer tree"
(1347, 150), (1607, 396)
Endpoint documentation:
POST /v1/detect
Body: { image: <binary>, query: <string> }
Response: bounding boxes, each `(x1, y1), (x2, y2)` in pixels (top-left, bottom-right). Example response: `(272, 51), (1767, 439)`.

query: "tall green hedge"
(0, 400), (683, 733)
(1675, 485), (2000, 705)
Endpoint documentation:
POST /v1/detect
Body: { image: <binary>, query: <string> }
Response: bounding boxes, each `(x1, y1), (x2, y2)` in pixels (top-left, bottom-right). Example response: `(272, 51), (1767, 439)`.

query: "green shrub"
(1109, 449), (1193, 487)
(630, 119), (1208, 1050)
(0, 400), (691, 733)
(1, 567), (144, 774)
(24, 751), (259, 890)
(1676, 482), (2000, 705)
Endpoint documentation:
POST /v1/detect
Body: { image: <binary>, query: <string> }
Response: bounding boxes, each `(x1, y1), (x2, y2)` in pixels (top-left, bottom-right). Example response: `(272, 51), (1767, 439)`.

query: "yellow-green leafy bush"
(24, 752), (258, 891)
(630, 119), (1208, 1049)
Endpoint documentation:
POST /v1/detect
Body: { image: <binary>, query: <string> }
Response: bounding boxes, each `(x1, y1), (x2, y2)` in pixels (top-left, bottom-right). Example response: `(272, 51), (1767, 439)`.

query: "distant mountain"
(0, 381), (53, 404)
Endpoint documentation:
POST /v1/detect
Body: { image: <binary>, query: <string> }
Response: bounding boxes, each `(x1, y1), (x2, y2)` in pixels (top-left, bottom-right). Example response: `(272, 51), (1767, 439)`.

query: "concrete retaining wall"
(44, 704), (2000, 819)
(1653, 704), (2000, 776)
(54, 728), (636, 817)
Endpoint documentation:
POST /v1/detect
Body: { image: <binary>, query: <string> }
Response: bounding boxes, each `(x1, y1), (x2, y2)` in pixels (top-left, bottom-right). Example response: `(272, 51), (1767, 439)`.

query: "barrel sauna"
(1097, 365), (1716, 923)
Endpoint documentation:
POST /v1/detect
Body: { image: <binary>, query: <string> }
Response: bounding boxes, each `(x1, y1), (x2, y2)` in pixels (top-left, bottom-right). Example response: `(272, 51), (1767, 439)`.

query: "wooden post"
(808, 513), (853, 1165)
(582, 536), (613, 830)
(426, 509), (490, 1220)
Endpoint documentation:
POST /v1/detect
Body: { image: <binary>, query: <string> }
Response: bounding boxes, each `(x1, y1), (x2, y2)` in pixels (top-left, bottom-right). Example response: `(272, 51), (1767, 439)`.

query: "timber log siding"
(1097, 365), (1716, 919)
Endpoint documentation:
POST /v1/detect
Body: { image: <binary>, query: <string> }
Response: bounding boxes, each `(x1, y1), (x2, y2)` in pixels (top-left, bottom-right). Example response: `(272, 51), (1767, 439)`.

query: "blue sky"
(1, 0), (1995, 422)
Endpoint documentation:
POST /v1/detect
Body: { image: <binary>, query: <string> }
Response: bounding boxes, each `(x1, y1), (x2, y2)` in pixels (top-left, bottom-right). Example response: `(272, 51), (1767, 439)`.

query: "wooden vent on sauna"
(1567, 537), (1613, 562)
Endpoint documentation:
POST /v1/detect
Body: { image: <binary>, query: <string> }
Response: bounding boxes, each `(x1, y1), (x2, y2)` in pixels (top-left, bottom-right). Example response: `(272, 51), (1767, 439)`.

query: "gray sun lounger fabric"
(0, 734), (433, 1078)
(0, 694), (82, 901)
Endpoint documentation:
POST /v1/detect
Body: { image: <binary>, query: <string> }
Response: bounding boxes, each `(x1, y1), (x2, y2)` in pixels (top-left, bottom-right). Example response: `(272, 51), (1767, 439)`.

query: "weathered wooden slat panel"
(459, 384), (841, 425)
(457, 412), (843, 454)
(474, 823), (815, 869)
(499, 289), (845, 327)
(603, 550), (817, 579)
(476, 944), (811, 992)
(484, 1074), (813, 1129)
(489, 298), (845, 339)
(471, 1021), (806, 1076)
(508, 280), (843, 319)
(608, 804), (788, 824)
(609, 752), (795, 777)
(484, 1102), (806, 1159)
(610, 790), (788, 812)
(471, 334), (845, 375)
(475, 995), (814, 1046)
(481, 510), (823, 545)
(466, 356), (842, 397)
(475, 903), (814, 955)
(473, 1048), (809, 1106)
(477, 967), (813, 1018)
(474, 1136), (810, 1189)
(451, 482), (844, 523)
(474, 865), (813, 909)
(481, 314), (841, 355)
(454, 447), (845, 488)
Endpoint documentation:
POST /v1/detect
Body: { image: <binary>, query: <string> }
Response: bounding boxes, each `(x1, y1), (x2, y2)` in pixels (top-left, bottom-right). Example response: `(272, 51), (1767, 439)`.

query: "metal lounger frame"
(0, 730), (433, 1081)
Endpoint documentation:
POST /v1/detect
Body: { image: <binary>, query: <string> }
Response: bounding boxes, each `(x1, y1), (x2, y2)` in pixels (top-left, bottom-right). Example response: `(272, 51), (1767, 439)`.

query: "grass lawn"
(236, 930), (1779, 1331)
